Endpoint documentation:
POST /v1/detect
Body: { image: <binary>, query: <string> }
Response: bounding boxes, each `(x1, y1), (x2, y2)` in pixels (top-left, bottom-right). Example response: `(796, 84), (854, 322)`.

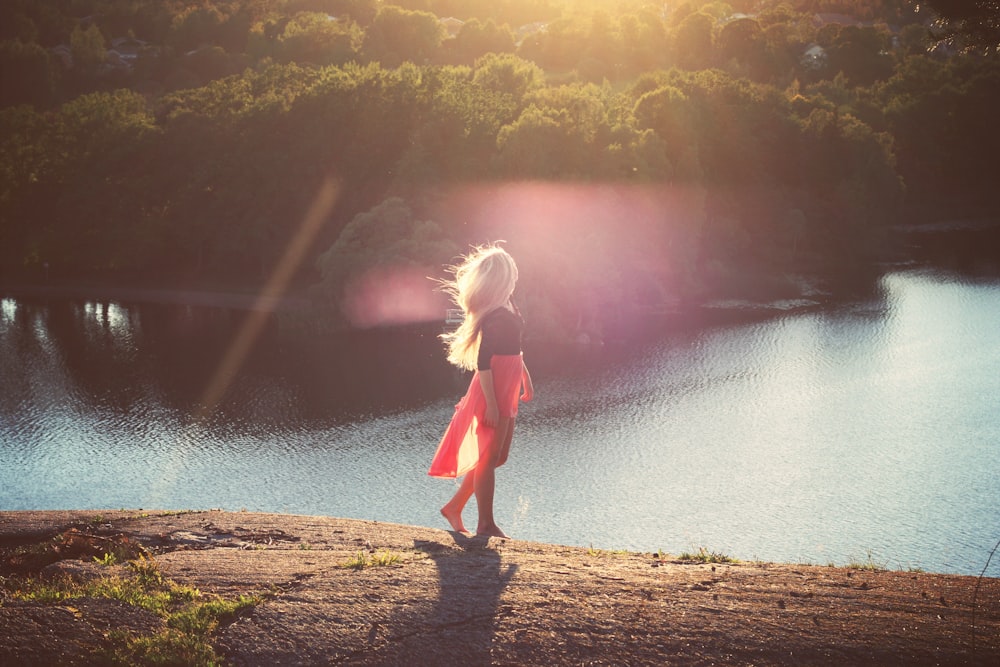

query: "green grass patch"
(678, 547), (738, 564)
(94, 552), (118, 566)
(2, 554), (262, 666)
(153, 510), (200, 518)
(586, 545), (628, 558)
(342, 549), (402, 569)
(845, 550), (888, 572)
(105, 628), (221, 666)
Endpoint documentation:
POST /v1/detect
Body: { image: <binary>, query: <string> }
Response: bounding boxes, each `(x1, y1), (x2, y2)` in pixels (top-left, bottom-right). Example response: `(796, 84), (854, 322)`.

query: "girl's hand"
(478, 370), (499, 426)
(521, 382), (534, 403)
(521, 365), (534, 402)
(483, 403), (500, 427)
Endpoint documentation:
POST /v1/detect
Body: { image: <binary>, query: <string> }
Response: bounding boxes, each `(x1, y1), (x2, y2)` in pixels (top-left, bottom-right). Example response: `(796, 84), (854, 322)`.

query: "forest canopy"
(1, 0), (998, 337)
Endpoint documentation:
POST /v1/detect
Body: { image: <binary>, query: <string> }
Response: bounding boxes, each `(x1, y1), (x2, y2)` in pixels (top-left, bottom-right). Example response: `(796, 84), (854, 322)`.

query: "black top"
(476, 306), (523, 371)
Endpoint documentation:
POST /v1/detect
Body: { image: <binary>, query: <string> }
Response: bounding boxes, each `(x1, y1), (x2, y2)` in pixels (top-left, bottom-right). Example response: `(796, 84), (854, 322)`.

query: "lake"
(2, 234), (999, 576)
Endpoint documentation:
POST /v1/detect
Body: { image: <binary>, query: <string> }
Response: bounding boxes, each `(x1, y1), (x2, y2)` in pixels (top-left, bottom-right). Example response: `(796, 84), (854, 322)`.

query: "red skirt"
(428, 354), (523, 478)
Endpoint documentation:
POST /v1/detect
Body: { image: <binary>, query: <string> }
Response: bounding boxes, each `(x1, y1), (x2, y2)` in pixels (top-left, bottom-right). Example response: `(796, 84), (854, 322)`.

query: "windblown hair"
(439, 243), (518, 371)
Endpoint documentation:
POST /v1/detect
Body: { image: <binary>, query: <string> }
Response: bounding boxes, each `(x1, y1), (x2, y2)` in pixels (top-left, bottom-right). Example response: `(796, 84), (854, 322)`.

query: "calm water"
(2, 264), (999, 575)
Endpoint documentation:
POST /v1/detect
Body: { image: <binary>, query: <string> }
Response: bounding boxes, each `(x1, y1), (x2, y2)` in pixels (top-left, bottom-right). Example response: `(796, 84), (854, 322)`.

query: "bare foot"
(475, 523), (509, 539)
(440, 506), (468, 533)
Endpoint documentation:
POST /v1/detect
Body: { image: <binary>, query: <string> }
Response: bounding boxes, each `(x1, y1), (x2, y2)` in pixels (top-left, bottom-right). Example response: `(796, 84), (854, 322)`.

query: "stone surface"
(2, 510), (998, 666)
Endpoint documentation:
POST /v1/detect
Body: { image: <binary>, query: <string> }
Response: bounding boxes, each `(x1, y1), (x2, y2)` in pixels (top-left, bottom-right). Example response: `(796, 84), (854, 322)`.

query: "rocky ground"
(1, 510), (998, 666)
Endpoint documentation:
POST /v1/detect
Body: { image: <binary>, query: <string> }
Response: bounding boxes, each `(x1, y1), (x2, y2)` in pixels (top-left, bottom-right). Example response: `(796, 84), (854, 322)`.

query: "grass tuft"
(342, 549), (402, 569)
(94, 552), (118, 566)
(3, 553), (261, 666)
(586, 544), (625, 557)
(845, 550), (888, 572)
(678, 547), (738, 564)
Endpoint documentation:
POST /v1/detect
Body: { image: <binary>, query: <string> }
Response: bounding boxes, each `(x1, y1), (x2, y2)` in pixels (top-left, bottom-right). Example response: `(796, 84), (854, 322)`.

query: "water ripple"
(2, 270), (1000, 574)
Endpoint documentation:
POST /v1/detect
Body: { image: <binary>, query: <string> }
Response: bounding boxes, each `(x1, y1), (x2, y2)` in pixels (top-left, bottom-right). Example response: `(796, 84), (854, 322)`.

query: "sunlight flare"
(342, 264), (447, 328)
(195, 177), (340, 421)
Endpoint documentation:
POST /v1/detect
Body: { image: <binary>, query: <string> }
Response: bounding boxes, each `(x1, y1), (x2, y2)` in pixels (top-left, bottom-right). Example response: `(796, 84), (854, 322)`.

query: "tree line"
(1, 0), (998, 337)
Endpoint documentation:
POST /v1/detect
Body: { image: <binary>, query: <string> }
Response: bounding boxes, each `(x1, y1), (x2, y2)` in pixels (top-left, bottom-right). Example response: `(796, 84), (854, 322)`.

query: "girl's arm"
(478, 369), (500, 426)
(521, 360), (534, 402)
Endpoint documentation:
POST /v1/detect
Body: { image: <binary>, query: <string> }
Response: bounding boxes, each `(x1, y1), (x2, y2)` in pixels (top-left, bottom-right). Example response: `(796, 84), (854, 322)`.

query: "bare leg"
(441, 473), (475, 533)
(495, 418), (516, 467)
(475, 417), (513, 538)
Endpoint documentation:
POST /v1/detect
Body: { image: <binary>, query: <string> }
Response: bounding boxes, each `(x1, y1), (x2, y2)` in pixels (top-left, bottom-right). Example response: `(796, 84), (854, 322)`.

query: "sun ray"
(196, 176), (340, 421)
(146, 177), (340, 507)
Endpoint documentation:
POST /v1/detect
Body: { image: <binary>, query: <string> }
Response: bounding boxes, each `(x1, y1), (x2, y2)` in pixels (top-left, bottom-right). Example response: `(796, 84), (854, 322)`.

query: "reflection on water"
(2, 267), (999, 575)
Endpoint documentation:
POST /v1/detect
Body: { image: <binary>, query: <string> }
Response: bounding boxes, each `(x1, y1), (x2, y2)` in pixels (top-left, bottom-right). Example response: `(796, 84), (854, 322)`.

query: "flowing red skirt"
(428, 354), (523, 479)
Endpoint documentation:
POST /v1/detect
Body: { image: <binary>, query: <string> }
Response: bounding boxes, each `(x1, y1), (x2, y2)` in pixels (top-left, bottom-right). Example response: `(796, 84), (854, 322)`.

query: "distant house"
(106, 37), (143, 67)
(801, 44), (827, 69)
(185, 44), (218, 57)
(105, 50), (130, 70)
(813, 12), (899, 34)
(105, 37), (153, 71)
(111, 36), (147, 53)
(515, 21), (548, 45)
(52, 33), (156, 73)
(51, 44), (73, 68)
(721, 12), (758, 25)
(440, 16), (464, 38)
(813, 13), (862, 28)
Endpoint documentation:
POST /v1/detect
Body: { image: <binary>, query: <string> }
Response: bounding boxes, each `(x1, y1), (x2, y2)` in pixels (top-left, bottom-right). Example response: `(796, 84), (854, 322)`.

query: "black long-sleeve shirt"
(476, 306), (523, 371)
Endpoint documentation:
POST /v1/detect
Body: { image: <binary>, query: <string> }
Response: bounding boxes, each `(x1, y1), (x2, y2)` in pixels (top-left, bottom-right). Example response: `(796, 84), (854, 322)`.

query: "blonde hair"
(439, 243), (519, 370)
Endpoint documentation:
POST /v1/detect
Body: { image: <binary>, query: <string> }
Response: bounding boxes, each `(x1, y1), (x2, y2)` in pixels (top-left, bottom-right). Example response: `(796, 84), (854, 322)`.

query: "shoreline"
(0, 282), (312, 312)
(3, 509), (999, 665)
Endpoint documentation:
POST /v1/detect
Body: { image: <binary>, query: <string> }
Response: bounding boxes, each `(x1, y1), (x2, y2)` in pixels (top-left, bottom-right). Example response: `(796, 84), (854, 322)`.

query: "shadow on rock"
(409, 533), (517, 665)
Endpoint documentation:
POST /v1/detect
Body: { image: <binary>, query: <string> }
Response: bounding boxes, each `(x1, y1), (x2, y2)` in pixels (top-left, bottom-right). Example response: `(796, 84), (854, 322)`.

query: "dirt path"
(2, 510), (998, 665)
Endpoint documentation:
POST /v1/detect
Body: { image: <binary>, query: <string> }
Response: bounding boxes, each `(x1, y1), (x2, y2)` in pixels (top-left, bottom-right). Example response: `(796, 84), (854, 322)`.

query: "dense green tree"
(0, 106), (50, 272)
(0, 0), (69, 47)
(150, 61), (429, 280)
(920, 0), (1000, 51)
(394, 65), (518, 182)
(441, 18), (516, 65)
(167, 5), (225, 53)
(0, 0), (992, 313)
(578, 9), (621, 80)
(632, 83), (703, 180)
(897, 22), (931, 57)
(70, 23), (107, 73)
(515, 15), (587, 72)
(313, 196), (458, 324)
(671, 11), (715, 70)
(791, 105), (903, 259)
(315, 197), (454, 290)
(362, 5), (445, 67)
(395, 0), (561, 27)
(618, 10), (670, 75)
(877, 56), (1000, 217)
(493, 105), (567, 178)
(0, 7), (39, 43)
(494, 83), (617, 179)
(471, 52), (543, 100)
(827, 25), (894, 84)
(270, 11), (362, 65)
(289, 0), (379, 26)
(0, 40), (57, 108)
(716, 17), (768, 79)
(26, 89), (160, 276)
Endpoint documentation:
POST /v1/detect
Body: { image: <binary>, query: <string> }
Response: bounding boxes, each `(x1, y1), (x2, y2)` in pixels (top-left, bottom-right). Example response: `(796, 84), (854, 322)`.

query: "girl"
(429, 244), (534, 538)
